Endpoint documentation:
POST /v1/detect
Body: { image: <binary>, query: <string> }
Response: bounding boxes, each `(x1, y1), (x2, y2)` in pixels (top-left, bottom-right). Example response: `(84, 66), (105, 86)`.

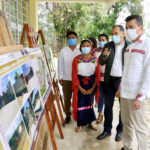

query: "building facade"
(0, 0), (38, 45)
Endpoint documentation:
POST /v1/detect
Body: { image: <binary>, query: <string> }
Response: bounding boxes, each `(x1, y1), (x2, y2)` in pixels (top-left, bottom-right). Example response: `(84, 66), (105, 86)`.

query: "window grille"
(2, 0), (30, 45)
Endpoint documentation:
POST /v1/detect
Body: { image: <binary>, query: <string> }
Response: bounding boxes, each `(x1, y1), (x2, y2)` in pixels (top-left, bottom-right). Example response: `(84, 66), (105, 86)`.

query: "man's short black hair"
(98, 34), (109, 41)
(125, 14), (143, 26)
(66, 31), (77, 38)
(112, 25), (125, 32)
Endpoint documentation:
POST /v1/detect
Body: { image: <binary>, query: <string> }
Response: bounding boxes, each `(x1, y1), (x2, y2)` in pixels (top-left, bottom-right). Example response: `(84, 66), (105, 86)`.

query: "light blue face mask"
(81, 47), (91, 54)
(99, 41), (107, 48)
(67, 39), (76, 46)
(112, 35), (121, 44)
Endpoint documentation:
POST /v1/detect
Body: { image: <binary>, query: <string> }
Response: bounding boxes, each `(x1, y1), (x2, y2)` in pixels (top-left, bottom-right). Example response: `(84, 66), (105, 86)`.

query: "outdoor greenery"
(9, 121), (24, 150)
(38, 0), (143, 53)
(0, 81), (15, 109)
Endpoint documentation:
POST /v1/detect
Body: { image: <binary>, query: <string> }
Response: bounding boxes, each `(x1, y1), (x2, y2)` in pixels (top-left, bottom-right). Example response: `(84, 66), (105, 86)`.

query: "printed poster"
(27, 47), (52, 103)
(6, 112), (30, 150)
(43, 44), (56, 79)
(0, 47), (52, 150)
(0, 51), (30, 133)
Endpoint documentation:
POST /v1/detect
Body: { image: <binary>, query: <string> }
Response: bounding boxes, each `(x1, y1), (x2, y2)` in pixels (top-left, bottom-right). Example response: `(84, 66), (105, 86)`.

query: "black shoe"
(120, 147), (125, 150)
(115, 132), (122, 141)
(96, 131), (111, 140)
(64, 116), (71, 124)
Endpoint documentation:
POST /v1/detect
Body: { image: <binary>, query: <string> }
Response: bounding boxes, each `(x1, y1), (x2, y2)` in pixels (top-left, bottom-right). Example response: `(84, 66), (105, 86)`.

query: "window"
(2, 0), (30, 45)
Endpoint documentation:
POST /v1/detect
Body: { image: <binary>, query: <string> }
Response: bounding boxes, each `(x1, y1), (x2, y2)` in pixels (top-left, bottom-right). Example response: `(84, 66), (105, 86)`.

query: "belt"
(110, 76), (121, 80)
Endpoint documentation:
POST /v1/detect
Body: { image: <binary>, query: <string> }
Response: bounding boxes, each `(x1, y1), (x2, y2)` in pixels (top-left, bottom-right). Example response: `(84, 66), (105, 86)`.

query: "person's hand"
(103, 48), (110, 57)
(132, 99), (142, 110)
(79, 88), (87, 95)
(87, 88), (94, 95)
(116, 89), (120, 98)
(59, 80), (63, 86)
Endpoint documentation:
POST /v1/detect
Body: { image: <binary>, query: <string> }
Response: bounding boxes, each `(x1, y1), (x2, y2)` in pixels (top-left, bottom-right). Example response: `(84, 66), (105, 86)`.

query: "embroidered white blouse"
(77, 56), (97, 77)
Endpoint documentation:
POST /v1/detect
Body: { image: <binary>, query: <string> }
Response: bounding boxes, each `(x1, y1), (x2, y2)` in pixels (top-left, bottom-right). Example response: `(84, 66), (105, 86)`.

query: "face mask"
(99, 41), (107, 48)
(126, 29), (139, 41)
(112, 35), (121, 44)
(81, 47), (91, 54)
(67, 39), (76, 46)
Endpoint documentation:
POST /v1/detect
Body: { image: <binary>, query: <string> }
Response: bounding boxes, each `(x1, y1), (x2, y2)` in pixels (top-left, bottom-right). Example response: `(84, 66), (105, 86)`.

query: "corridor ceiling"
(37, 0), (120, 9)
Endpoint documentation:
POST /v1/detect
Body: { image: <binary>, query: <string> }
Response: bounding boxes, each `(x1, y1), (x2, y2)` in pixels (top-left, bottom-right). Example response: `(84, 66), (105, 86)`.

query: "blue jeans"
(98, 81), (105, 113)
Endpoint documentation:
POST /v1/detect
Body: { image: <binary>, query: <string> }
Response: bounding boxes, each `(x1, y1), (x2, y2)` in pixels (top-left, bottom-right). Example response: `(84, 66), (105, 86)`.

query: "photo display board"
(43, 45), (56, 80)
(0, 47), (52, 150)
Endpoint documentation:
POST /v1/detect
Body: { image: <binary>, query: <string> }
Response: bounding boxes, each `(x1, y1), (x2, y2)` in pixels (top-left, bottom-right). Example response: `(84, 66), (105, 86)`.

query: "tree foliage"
(38, 0), (143, 53)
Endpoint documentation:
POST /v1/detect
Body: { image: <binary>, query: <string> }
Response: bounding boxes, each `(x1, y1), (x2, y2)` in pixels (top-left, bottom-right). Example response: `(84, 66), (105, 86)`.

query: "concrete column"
(0, 0), (2, 10)
(29, 0), (38, 32)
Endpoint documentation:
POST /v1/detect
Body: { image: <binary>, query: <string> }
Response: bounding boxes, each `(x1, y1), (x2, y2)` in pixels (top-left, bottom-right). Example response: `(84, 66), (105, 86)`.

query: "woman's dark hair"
(98, 33), (109, 41)
(88, 37), (97, 49)
(66, 31), (77, 38)
(79, 40), (91, 52)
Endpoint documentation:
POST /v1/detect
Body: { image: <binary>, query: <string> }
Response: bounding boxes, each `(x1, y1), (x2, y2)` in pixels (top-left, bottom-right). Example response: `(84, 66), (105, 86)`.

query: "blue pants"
(98, 81), (105, 113)
(103, 76), (123, 134)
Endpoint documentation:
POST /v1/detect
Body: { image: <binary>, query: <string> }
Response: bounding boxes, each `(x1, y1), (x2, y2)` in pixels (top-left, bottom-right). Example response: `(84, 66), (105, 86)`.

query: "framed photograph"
(27, 48), (52, 102)
(6, 112), (30, 150)
(9, 67), (29, 107)
(0, 74), (20, 133)
(21, 98), (37, 140)
(29, 87), (43, 120)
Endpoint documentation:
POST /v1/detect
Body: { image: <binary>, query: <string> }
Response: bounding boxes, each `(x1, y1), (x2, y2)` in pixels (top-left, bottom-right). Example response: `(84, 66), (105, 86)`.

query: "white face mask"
(81, 47), (91, 54)
(126, 29), (139, 41)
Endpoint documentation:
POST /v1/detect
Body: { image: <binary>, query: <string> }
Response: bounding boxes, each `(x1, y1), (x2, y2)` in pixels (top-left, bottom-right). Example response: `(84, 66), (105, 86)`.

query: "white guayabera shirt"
(121, 35), (150, 101)
(58, 46), (81, 81)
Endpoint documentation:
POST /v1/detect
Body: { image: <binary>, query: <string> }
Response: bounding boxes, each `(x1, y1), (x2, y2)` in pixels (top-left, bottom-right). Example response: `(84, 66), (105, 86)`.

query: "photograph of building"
(21, 98), (37, 141)
(22, 61), (37, 94)
(6, 112), (30, 150)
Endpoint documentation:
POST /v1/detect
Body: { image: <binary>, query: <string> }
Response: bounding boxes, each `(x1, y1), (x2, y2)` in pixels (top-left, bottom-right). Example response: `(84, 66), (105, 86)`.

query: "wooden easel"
(45, 90), (64, 150)
(20, 24), (39, 48)
(38, 30), (65, 126)
(0, 10), (14, 46)
(20, 24), (64, 150)
(0, 10), (23, 52)
(52, 75), (65, 114)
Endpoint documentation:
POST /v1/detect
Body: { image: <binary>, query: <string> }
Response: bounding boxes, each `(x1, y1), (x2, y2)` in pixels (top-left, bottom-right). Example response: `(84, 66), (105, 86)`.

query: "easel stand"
(20, 24), (64, 150)
(20, 24), (39, 48)
(0, 10), (14, 46)
(0, 10), (23, 52)
(38, 30), (65, 126)
(45, 91), (64, 150)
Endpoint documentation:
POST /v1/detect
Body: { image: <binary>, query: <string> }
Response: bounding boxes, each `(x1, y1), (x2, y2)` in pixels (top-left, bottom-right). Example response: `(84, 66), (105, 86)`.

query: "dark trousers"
(103, 76), (123, 134)
(62, 80), (72, 117)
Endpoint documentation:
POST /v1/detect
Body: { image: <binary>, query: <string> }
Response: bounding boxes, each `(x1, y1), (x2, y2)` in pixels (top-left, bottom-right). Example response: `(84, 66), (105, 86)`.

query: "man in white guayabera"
(118, 14), (150, 150)
(58, 31), (81, 124)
